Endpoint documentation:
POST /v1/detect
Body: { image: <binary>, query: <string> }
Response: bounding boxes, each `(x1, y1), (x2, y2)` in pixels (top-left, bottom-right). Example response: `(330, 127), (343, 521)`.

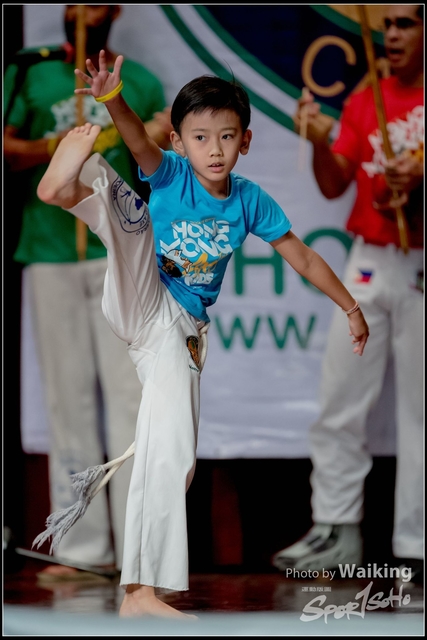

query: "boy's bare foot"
(37, 123), (101, 209)
(119, 584), (198, 620)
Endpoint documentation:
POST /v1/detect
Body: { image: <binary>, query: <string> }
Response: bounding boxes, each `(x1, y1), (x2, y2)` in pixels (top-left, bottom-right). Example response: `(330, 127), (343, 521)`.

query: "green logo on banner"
(233, 228), (353, 295)
(214, 315), (316, 350)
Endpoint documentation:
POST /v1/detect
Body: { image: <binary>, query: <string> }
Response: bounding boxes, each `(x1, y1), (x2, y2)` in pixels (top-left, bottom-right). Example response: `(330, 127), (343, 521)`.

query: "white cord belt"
(33, 321), (210, 554)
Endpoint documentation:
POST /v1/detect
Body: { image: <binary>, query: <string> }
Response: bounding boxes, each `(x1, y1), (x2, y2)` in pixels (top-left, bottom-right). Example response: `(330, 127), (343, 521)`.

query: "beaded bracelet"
(343, 300), (360, 315)
(95, 80), (124, 103)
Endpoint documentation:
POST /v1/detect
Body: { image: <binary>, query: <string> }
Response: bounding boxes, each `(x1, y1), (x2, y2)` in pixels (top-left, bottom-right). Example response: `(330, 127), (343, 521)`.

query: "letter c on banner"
(302, 36), (356, 97)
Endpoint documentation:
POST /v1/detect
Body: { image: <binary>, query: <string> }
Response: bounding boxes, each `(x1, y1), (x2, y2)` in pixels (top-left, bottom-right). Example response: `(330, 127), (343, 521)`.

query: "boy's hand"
(74, 49), (124, 101)
(348, 310), (369, 356)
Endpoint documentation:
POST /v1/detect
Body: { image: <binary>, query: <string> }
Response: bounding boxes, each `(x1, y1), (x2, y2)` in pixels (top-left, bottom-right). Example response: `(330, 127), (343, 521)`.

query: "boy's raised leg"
(37, 123), (101, 209)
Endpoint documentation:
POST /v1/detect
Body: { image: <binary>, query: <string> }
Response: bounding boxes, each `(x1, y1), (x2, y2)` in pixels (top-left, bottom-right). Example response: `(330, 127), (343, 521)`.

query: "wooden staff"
(298, 87), (310, 172)
(75, 5), (88, 261)
(358, 5), (409, 254)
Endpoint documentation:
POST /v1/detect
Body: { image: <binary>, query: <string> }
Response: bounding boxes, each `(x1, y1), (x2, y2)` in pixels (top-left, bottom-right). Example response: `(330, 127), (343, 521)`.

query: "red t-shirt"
(332, 76), (424, 248)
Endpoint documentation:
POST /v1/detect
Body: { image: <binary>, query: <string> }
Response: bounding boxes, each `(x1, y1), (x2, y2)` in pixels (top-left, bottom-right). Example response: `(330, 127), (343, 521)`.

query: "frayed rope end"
(71, 465), (106, 498)
(32, 498), (91, 554)
(31, 445), (135, 553)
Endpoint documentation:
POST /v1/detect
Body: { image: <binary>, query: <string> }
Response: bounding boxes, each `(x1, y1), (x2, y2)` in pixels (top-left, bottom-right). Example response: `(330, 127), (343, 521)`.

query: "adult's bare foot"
(37, 123), (101, 209)
(39, 565), (80, 577)
(36, 564), (112, 584)
(119, 584), (198, 620)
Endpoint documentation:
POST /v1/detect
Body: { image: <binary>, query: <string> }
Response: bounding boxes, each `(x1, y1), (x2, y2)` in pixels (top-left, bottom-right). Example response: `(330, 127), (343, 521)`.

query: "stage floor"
(3, 560), (424, 636)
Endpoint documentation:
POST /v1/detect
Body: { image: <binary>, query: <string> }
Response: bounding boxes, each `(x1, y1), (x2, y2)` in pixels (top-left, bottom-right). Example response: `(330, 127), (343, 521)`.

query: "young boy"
(36, 50), (369, 618)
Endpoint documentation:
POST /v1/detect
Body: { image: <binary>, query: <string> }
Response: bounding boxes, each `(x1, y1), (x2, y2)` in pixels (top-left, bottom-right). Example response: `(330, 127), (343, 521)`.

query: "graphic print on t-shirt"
(159, 218), (232, 286)
(362, 105), (424, 210)
(50, 94), (121, 155)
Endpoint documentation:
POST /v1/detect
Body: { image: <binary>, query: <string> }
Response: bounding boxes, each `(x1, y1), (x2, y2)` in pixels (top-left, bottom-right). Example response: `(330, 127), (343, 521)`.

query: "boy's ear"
(170, 131), (186, 157)
(240, 129), (252, 156)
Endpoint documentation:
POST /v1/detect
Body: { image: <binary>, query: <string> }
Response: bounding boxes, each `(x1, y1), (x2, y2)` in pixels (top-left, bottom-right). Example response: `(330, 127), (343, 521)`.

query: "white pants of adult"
(310, 236), (423, 560)
(26, 257), (141, 569)
(68, 153), (203, 592)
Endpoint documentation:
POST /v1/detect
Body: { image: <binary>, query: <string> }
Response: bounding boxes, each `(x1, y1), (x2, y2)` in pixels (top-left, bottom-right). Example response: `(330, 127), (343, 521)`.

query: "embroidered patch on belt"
(186, 335), (200, 371)
(355, 269), (373, 283)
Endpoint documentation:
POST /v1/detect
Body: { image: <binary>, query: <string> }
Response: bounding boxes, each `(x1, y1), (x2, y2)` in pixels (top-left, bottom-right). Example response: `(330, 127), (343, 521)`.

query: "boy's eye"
(223, 134), (233, 140)
(195, 135), (205, 141)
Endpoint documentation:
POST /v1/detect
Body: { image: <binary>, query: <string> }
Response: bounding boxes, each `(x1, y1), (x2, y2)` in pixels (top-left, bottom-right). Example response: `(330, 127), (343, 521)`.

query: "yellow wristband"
(47, 137), (59, 157)
(95, 80), (124, 103)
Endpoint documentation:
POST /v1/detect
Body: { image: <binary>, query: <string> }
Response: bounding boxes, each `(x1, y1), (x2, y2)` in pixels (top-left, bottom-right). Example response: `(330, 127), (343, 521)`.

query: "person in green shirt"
(4, 4), (172, 580)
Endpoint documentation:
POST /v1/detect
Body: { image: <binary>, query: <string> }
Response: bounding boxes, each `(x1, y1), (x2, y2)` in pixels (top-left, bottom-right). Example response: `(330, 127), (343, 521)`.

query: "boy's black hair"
(171, 75), (251, 135)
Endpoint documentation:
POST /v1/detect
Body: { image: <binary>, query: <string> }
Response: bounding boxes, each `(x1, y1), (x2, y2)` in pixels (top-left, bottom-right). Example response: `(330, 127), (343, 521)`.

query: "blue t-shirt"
(139, 150), (292, 322)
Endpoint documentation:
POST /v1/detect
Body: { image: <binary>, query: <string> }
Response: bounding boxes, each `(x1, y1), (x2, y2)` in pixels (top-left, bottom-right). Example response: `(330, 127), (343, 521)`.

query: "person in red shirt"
(273, 4), (424, 584)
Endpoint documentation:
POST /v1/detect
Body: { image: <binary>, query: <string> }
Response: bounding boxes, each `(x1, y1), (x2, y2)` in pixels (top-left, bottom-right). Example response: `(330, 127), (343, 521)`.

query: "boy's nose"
(209, 143), (222, 156)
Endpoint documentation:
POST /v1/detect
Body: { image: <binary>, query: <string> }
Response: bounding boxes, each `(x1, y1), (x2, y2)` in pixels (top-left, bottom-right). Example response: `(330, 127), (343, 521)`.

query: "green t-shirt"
(4, 55), (166, 263)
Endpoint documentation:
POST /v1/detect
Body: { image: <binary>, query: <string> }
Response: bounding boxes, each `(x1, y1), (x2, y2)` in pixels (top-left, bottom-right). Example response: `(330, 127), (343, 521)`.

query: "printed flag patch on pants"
(355, 269), (373, 284)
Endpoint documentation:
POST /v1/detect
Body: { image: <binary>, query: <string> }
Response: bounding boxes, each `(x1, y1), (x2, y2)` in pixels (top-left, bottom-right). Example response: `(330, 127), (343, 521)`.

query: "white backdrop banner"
(20, 4), (396, 458)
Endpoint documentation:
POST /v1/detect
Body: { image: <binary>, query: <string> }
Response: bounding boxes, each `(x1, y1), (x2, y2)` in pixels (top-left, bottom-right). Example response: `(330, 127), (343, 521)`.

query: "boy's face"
(171, 109), (252, 197)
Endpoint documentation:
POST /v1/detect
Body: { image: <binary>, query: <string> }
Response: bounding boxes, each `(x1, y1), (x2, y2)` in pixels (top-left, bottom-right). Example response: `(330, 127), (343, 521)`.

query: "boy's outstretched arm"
(74, 49), (163, 176)
(271, 231), (369, 355)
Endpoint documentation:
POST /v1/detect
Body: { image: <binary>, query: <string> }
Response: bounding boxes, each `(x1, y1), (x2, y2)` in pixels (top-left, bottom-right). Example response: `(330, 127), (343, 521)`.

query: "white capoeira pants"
(310, 236), (423, 559)
(68, 153), (204, 592)
(25, 258), (141, 569)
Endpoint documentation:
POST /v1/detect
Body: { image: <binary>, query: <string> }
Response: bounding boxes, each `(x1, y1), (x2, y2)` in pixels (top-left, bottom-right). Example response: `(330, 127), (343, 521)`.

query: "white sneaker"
(272, 523), (363, 572)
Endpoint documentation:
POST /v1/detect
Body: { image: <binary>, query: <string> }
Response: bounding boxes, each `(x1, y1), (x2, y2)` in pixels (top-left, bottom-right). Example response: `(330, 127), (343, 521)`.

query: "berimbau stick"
(358, 5), (409, 254)
(75, 5), (88, 261)
(298, 87), (310, 172)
